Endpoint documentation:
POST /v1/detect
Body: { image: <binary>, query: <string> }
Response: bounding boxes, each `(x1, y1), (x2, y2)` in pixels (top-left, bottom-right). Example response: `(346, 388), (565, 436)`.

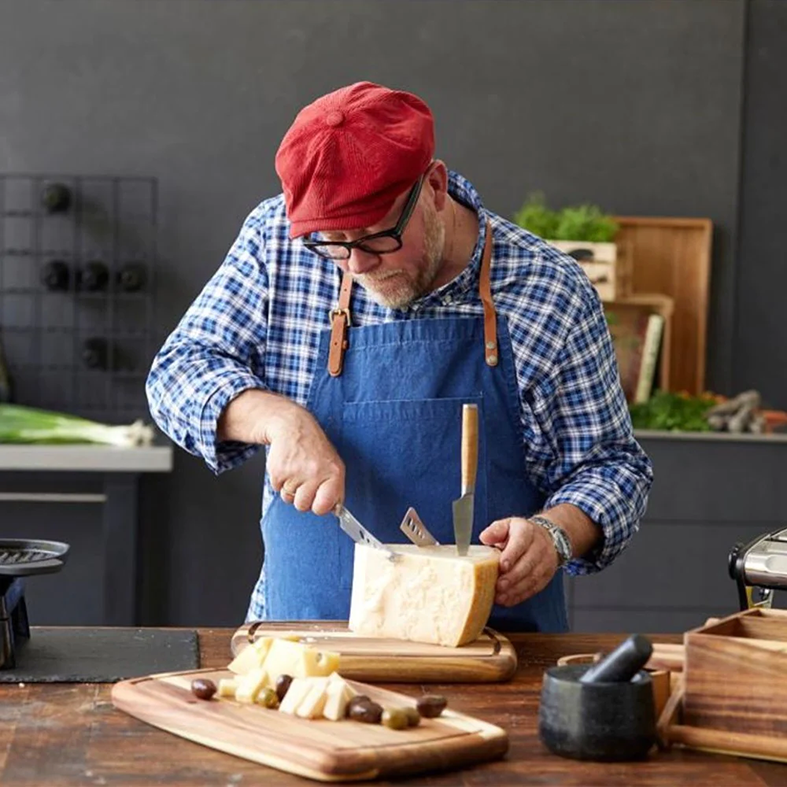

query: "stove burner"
(0, 539), (69, 669)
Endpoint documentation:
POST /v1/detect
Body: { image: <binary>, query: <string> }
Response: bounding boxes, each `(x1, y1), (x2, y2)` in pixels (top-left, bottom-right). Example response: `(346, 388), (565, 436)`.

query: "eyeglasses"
(303, 175), (425, 261)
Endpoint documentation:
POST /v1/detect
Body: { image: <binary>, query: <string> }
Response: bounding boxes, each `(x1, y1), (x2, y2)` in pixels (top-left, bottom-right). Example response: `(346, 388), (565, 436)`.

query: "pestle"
(578, 634), (653, 684)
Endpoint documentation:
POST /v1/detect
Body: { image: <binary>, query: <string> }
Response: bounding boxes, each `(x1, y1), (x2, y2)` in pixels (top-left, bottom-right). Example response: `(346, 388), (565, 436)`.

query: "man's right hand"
(217, 389), (345, 516)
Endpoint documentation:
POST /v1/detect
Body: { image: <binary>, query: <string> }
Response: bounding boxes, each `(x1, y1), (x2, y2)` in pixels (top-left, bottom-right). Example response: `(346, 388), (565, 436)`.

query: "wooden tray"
(230, 621), (518, 683)
(111, 668), (509, 782)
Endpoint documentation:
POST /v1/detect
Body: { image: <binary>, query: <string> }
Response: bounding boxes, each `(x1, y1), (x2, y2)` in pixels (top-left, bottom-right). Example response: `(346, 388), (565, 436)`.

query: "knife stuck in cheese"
(348, 543), (500, 647)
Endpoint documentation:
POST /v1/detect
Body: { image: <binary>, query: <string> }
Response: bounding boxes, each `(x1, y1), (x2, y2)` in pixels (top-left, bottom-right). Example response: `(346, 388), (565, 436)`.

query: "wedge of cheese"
(348, 543), (500, 647)
(227, 636), (275, 675)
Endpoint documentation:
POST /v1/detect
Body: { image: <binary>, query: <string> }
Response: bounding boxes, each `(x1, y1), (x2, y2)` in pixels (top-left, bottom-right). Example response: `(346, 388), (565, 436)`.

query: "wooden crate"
(604, 293), (673, 401)
(683, 608), (787, 737)
(613, 217), (712, 395)
(548, 239), (633, 302)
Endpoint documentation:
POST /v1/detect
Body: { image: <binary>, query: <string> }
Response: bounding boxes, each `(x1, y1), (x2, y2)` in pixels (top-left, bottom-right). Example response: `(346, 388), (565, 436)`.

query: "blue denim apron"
(259, 228), (568, 632)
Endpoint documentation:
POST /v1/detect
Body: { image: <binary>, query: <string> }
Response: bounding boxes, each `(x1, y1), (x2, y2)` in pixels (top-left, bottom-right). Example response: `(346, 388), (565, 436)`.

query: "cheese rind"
(348, 544), (500, 647)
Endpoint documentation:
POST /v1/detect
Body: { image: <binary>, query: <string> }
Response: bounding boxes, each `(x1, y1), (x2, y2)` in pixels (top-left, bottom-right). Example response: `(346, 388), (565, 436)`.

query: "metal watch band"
(529, 515), (573, 567)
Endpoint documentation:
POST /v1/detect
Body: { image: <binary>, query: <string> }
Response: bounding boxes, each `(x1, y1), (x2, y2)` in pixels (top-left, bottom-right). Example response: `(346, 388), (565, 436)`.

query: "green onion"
(0, 404), (154, 447)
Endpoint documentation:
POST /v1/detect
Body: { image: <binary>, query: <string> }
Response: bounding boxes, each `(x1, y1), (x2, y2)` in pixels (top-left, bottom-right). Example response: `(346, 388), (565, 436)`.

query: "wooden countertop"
(1, 629), (785, 785)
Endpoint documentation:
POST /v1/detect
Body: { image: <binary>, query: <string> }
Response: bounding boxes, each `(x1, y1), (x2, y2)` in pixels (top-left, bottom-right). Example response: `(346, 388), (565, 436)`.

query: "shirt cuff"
(198, 375), (267, 474)
(544, 480), (645, 575)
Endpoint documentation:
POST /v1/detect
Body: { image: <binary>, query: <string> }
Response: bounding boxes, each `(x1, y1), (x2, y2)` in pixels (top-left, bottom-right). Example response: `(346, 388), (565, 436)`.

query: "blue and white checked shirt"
(146, 171), (653, 577)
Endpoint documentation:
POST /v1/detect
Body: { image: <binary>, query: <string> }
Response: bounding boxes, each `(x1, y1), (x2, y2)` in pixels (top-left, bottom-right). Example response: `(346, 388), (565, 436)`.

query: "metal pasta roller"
(729, 527), (787, 611)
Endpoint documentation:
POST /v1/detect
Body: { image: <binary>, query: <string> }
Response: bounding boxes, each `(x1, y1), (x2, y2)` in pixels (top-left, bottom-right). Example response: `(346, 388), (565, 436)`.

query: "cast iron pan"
(0, 539), (70, 577)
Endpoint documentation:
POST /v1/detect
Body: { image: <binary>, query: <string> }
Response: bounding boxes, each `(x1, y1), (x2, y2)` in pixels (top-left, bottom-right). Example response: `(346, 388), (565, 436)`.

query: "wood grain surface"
(230, 621), (518, 682)
(3, 629), (787, 786)
(111, 668), (508, 781)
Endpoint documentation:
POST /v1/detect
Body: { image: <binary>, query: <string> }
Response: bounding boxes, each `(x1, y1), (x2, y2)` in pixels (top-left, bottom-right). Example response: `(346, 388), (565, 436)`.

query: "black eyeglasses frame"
(302, 174), (426, 260)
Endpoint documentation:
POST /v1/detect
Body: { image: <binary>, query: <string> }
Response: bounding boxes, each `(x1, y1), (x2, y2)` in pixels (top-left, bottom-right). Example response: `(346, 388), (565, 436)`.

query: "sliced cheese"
(278, 677), (312, 715)
(295, 677), (330, 719)
(261, 638), (340, 682)
(348, 543), (500, 647)
(228, 636), (275, 675)
(234, 666), (269, 703)
(323, 676), (356, 721)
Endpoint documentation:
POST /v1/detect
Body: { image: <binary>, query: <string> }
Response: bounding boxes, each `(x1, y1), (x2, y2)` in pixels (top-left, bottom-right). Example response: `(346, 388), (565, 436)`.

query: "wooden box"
(612, 217), (712, 395)
(604, 293), (673, 402)
(548, 239), (632, 302)
(683, 608), (787, 737)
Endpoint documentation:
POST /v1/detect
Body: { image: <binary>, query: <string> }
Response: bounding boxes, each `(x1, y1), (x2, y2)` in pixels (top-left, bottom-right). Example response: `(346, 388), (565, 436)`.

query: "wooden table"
(1, 629), (786, 785)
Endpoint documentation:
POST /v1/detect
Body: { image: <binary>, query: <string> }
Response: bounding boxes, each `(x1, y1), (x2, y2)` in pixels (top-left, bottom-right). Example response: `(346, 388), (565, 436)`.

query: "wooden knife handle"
(461, 404), (479, 489)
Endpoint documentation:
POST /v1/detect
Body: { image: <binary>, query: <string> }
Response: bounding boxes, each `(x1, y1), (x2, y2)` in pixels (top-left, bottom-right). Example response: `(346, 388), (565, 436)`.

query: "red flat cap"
(275, 81), (435, 239)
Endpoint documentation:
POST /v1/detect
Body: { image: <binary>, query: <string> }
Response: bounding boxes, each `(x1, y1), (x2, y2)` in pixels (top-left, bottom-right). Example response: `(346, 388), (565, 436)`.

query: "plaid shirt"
(146, 171), (653, 577)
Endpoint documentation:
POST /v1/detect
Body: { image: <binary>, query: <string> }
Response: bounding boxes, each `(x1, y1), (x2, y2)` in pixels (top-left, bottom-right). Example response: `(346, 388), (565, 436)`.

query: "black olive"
(345, 695), (372, 716)
(191, 678), (217, 700)
(275, 674), (293, 702)
(416, 695), (447, 718)
(348, 700), (383, 724)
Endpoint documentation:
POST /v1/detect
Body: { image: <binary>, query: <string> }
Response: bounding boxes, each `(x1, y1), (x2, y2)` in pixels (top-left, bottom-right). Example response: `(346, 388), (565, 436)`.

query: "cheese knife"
(452, 403), (478, 557)
(399, 507), (440, 546)
(334, 504), (398, 561)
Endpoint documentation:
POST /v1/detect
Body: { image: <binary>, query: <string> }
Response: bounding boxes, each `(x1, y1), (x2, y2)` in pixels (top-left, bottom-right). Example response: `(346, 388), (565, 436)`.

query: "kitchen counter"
(1, 629), (785, 785)
(0, 443), (173, 626)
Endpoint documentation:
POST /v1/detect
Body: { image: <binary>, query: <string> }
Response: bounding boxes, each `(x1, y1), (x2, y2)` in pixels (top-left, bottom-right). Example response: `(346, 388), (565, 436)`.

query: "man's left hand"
(479, 517), (560, 606)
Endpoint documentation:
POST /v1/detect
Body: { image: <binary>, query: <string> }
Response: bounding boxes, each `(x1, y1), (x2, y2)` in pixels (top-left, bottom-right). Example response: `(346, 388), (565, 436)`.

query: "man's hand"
(479, 517), (562, 606)
(218, 389), (345, 516)
(265, 407), (345, 516)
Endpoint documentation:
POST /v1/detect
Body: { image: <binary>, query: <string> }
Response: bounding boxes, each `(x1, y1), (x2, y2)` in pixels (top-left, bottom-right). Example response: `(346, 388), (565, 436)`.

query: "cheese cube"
(217, 678), (238, 698)
(261, 638), (340, 682)
(348, 544), (500, 647)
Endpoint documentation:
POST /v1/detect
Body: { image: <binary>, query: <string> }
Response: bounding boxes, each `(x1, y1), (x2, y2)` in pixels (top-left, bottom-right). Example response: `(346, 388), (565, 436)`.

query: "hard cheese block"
(349, 544), (499, 647)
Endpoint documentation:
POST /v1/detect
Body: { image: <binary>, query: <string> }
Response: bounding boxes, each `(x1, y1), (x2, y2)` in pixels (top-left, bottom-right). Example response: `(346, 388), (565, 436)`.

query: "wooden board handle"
(462, 404), (479, 489)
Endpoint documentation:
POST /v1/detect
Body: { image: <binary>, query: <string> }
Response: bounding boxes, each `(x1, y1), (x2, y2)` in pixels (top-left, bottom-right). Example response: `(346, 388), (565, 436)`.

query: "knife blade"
(334, 504), (398, 560)
(451, 403), (478, 557)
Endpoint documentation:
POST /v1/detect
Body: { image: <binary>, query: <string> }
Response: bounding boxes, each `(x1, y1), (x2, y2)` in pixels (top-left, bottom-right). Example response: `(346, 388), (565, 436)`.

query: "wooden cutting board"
(230, 621), (518, 683)
(111, 667), (509, 782)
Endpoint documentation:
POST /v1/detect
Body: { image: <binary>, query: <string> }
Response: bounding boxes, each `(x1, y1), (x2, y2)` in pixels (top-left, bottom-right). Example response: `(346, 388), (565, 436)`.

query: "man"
(146, 81), (653, 632)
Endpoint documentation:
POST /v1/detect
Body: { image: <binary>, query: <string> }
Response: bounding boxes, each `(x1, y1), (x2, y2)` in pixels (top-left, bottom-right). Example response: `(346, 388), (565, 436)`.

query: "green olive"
(403, 706), (421, 727)
(382, 708), (409, 730)
(257, 687), (279, 709)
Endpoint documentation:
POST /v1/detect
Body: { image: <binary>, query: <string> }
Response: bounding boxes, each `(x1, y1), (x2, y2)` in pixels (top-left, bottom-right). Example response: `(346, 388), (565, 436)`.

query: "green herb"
(553, 204), (618, 242)
(512, 193), (617, 242)
(628, 391), (717, 432)
(512, 192), (559, 239)
(0, 404), (154, 447)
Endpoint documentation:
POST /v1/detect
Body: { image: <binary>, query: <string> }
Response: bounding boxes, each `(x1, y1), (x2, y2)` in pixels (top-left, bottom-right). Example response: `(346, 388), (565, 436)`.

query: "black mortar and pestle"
(538, 634), (657, 761)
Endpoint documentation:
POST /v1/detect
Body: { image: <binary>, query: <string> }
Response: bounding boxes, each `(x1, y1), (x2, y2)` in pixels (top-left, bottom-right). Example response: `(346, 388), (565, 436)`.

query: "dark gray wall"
(0, 0), (778, 628)
(733, 0), (787, 407)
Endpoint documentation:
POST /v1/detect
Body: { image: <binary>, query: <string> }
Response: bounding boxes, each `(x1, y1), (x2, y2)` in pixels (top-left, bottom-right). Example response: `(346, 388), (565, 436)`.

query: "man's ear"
(425, 160), (449, 212)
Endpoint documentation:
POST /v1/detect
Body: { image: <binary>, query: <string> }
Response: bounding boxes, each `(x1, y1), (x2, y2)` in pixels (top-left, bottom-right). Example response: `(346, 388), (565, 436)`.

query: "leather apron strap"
(327, 219), (498, 375)
(327, 271), (353, 377)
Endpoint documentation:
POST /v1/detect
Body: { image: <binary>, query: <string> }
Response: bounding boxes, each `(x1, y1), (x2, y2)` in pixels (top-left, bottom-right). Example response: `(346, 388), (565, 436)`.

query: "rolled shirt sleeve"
(521, 286), (654, 574)
(146, 212), (270, 474)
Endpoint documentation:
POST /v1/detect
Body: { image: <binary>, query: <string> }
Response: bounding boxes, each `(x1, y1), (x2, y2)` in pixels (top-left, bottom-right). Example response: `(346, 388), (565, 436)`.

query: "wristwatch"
(530, 515), (573, 567)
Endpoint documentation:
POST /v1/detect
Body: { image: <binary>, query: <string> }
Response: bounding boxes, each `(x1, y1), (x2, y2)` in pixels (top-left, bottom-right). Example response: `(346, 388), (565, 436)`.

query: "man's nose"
(346, 248), (380, 275)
